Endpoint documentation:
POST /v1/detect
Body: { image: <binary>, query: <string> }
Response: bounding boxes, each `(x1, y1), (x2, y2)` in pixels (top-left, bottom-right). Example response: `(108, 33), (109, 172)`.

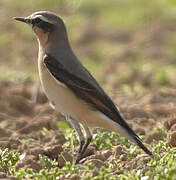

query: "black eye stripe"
(39, 21), (54, 32)
(32, 17), (42, 24)
(31, 18), (54, 32)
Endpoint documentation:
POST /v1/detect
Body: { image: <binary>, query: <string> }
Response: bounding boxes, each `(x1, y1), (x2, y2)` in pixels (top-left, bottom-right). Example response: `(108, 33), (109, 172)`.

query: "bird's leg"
(65, 116), (85, 164)
(80, 125), (92, 156)
(76, 125), (92, 163)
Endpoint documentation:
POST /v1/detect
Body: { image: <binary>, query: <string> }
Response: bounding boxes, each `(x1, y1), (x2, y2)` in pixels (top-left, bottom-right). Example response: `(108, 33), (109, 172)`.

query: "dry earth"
(0, 81), (176, 179)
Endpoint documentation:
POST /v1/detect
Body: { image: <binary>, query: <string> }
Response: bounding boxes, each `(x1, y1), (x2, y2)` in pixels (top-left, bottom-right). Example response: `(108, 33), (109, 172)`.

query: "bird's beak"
(13, 17), (30, 24)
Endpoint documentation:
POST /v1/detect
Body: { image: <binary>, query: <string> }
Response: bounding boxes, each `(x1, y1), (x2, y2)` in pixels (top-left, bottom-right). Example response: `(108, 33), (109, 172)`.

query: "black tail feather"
(133, 135), (153, 156)
(114, 114), (153, 156)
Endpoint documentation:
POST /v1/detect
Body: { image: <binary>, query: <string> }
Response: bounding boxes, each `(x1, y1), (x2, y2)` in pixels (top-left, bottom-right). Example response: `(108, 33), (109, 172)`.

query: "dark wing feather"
(44, 54), (134, 132)
(43, 54), (152, 156)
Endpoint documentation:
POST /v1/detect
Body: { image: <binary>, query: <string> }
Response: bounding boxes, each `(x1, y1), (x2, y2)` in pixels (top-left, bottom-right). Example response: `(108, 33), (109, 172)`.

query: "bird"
(14, 11), (152, 163)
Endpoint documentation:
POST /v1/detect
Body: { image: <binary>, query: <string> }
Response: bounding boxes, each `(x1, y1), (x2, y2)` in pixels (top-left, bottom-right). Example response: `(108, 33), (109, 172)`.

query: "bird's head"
(14, 11), (67, 48)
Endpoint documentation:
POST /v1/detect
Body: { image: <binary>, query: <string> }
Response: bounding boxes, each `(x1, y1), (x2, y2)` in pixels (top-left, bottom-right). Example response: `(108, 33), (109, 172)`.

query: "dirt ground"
(0, 80), (176, 179)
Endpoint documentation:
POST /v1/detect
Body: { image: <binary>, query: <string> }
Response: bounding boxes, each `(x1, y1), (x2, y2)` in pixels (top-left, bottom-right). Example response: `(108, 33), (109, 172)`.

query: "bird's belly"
(42, 79), (71, 114)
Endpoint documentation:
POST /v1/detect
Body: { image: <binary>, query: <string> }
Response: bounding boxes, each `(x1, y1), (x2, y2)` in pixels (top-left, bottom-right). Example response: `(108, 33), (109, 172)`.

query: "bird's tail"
(129, 132), (153, 156)
(96, 111), (153, 156)
(116, 123), (153, 156)
(113, 115), (153, 156)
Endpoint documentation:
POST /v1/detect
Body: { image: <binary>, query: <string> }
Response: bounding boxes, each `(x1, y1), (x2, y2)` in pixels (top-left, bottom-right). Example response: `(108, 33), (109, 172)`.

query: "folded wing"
(43, 54), (152, 156)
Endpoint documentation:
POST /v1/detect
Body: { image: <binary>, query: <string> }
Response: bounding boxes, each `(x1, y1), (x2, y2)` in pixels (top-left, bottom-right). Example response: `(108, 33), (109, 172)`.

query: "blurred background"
(1, 0), (176, 96)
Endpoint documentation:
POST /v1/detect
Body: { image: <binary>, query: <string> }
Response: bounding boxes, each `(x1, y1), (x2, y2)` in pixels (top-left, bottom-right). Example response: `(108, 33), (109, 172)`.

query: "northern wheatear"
(14, 11), (152, 163)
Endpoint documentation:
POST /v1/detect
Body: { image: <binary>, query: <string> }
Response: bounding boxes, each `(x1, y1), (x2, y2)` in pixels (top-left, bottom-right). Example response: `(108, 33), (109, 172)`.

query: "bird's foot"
(74, 152), (83, 164)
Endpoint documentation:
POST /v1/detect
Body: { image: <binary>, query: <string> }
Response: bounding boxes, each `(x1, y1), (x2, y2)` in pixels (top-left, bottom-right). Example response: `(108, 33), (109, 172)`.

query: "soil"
(0, 80), (175, 179)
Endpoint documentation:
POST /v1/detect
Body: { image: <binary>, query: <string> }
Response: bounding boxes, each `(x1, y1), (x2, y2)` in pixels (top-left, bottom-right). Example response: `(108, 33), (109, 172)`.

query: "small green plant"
(39, 155), (57, 170)
(93, 130), (131, 150)
(1, 135), (176, 179)
(0, 148), (20, 174)
(40, 127), (51, 136)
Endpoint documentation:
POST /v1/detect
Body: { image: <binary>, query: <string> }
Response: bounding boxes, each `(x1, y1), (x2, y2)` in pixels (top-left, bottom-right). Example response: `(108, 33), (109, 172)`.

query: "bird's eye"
(32, 18), (41, 24)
